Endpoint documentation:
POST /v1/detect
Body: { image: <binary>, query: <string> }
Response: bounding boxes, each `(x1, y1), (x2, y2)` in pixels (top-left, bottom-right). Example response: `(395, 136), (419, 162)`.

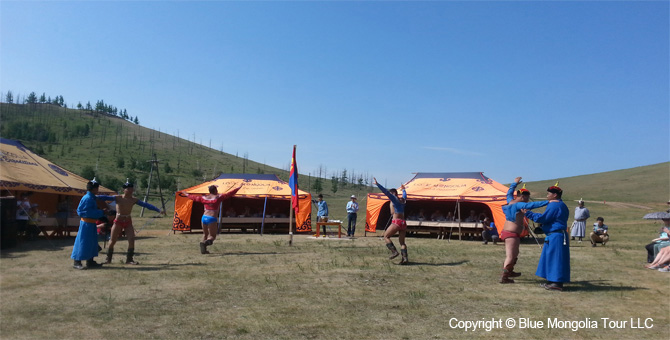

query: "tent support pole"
(140, 158), (155, 217)
(260, 196), (268, 236)
(457, 200), (462, 241)
(217, 201), (222, 235)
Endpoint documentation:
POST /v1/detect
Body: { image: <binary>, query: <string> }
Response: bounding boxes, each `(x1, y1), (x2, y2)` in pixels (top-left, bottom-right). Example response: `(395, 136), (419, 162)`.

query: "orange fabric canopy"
(0, 138), (114, 195)
(366, 172), (516, 236)
(173, 174), (312, 232)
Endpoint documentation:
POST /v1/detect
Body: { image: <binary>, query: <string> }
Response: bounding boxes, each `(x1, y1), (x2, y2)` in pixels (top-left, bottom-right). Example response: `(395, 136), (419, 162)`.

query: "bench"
(405, 220), (483, 240)
(38, 217), (80, 238)
(217, 217), (293, 233)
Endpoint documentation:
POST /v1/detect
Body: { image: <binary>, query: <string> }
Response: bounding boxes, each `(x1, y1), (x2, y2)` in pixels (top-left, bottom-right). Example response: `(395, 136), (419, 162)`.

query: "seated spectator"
(417, 209), (427, 221)
(481, 217), (499, 245)
(465, 210), (478, 222)
(645, 222), (670, 263)
(406, 211), (418, 221)
(431, 210), (446, 221)
(225, 206), (237, 217)
(445, 211), (455, 221)
(646, 245), (670, 271)
(590, 217), (610, 247)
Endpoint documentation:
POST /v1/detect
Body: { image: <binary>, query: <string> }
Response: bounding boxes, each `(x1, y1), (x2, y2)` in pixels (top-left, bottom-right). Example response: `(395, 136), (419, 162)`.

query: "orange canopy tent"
(365, 172), (521, 237)
(172, 174), (312, 232)
(0, 138), (115, 213)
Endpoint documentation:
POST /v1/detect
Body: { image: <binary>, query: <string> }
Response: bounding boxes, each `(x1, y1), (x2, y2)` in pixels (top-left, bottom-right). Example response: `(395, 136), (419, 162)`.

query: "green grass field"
(1, 209), (668, 339)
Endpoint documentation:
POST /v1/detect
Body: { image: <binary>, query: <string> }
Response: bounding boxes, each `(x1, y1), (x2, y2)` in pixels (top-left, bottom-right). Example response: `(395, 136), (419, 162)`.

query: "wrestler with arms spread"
(97, 179), (165, 265)
(179, 184), (243, 254)
(374, 177), (409, 265)
(500, 177), (548, 283)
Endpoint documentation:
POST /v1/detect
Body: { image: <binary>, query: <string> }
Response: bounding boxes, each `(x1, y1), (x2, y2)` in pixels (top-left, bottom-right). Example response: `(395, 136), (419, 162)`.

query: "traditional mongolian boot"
(386, 243), (400, 259)
(509, 258), (521, 277)
(86, 259), (103, 269)
(500, 264), (515, 284)
(125, 248), (139, 265)
(104, 248), (114, 264)
(73, 260), (85, 270)
(400, 248), (409, 265)
(200, 242), (209, 254)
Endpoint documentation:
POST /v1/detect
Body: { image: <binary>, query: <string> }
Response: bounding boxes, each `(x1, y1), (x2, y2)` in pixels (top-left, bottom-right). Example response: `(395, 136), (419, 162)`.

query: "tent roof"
(0, 138), (115, 195)
(400, 172), (509, 201)
(182, 173), (310, 198)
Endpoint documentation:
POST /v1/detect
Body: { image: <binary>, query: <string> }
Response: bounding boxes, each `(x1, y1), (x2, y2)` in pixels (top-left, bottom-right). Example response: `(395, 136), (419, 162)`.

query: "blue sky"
(1, 1), (668, 187)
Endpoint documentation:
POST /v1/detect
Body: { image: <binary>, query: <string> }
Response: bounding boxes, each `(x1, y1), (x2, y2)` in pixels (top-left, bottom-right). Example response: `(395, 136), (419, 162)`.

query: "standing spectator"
(481, 217), (499, 245)
(312, 194), (329, 237)
(26, 204), (41, 240)
(56, 195), (71, 232)
(570, 200), (590, 243)
(15, 193), (31, 237)
(525, 184), (570, 291)
(589, 217), (609, 247)
(346, 195), (359, 237)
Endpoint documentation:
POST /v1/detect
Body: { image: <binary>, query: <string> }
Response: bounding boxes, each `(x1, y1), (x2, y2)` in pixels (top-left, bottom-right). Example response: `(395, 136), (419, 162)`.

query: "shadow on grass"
(215, 251), (281, 256)
(107, 262), (207, 271)
(402, 260), (469, 267)
(566, 280), (648, 292)
(0, 238), (72, 254)
(523, 279), (648, 292)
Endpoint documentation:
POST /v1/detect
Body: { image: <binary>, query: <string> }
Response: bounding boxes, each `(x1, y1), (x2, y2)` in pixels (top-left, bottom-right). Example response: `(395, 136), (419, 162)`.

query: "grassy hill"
(0, 102), (286, 189)
(0, 102), (373, 217)
(521, 162), (669, 204)
(1, 102), (667, 224)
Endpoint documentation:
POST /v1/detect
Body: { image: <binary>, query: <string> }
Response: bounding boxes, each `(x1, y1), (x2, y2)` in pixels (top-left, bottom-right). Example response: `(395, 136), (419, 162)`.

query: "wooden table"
(315, 221), (343, 238)
(38, 217), (80, 238)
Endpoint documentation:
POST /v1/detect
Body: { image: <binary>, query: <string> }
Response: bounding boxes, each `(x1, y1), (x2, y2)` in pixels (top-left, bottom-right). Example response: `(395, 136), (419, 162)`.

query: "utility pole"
(141, 153), (167, 216)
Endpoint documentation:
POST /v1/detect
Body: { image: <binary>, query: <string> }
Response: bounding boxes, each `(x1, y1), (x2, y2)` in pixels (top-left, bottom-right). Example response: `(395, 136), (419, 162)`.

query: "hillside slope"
(2, 102), (666, 223)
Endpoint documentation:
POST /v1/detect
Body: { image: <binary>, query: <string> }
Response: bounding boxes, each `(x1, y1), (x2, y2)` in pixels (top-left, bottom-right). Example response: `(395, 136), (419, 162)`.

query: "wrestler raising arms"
(179, 183), (243, 254)
(499, 177), (548, 283)
(374, 177), (409, 265)
(97, 179), (165, 265)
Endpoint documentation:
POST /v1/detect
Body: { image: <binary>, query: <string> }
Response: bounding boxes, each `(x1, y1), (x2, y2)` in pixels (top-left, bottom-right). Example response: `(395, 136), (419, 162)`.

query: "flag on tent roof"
(288, 145), (299, 214)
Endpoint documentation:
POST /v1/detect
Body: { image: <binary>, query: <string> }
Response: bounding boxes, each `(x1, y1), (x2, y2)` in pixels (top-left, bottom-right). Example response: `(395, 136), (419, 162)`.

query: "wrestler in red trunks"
(374, 177), (410, 265)
(500, 177), (548, 283)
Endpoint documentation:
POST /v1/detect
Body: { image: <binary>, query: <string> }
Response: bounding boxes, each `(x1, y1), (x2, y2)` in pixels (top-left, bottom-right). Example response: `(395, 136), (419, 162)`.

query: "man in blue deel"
(525, 184), (570, 291)
(71, 179), (105, 270)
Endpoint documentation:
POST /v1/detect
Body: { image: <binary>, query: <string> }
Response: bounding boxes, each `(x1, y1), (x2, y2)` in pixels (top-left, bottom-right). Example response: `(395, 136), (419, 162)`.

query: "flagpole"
(289, 201), (294, 246)
(288, 144), (297, 247)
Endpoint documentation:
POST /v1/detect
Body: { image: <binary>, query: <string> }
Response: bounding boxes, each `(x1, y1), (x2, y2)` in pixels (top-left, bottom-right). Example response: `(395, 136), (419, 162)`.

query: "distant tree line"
(303, 165), (372, 194)
(2, 90), (140, 125)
